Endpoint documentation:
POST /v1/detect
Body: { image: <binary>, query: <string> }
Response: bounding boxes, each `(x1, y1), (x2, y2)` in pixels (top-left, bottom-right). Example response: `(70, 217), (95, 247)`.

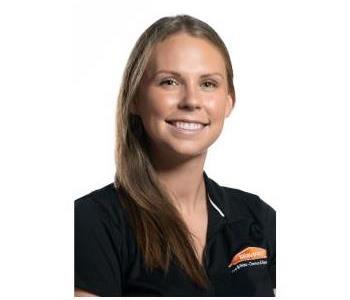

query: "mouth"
(165, 120), (209, 132)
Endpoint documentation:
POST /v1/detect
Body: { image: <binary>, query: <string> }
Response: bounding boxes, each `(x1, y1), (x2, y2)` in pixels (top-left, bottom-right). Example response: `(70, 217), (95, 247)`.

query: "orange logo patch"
(228, 247), (267, 268)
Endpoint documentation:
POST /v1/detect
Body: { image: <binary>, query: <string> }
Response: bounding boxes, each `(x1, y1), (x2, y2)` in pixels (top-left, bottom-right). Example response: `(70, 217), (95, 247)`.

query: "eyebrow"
(153, 70), (224, 79)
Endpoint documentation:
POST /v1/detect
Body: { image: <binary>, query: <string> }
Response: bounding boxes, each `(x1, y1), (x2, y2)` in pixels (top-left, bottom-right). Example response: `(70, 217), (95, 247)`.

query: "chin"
(148, 129), (217, 160)
(165, 142), (209, 159)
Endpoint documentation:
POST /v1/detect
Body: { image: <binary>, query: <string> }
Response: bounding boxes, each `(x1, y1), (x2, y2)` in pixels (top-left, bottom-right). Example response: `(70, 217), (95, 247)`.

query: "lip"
(165, 120), (208, 135)
(165, 119), (210, 126)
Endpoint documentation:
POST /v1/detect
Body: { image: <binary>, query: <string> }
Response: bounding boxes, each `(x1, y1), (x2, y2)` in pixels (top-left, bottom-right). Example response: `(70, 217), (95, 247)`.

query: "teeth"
(173, 121), (204, 130)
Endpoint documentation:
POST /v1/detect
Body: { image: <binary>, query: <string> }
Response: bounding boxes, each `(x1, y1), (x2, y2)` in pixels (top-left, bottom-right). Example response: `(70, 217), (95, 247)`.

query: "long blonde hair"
(114, 15), (235, 288)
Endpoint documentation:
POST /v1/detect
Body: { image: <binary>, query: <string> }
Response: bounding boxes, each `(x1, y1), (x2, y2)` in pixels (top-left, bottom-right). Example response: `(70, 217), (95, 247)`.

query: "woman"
(75, 15), (276, 297)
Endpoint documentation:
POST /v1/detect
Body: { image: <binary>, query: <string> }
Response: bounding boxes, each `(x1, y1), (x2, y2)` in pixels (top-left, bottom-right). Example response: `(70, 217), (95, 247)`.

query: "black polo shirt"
(75, 171), (276, 296)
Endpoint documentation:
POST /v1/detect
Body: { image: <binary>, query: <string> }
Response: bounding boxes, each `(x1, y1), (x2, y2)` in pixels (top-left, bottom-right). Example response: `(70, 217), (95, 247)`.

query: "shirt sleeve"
(259, 197), (276, 289)
(74, 195), (123, 296)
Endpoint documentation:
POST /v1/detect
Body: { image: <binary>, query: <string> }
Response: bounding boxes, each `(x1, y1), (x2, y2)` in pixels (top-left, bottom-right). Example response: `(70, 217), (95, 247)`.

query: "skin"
(75, 32), (234, 297)
(133, 32), (234, 215)
(74, 287), (96, 297)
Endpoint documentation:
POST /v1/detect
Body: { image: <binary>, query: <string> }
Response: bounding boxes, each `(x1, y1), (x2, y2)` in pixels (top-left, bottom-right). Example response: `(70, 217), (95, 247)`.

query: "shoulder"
(223, 185), (275, 222)
(75, 182), (118, 208)
(205, 173), (275, 230)
(205, 173), (275, 222)
(74, 183), (126, 231)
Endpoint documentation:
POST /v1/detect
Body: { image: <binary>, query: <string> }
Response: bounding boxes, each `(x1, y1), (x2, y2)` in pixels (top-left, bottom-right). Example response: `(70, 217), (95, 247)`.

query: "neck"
(151, 149), (208, 215)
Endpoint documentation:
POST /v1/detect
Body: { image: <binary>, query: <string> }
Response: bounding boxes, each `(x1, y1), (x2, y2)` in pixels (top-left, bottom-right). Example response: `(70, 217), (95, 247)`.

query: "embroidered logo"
(228, 247), (267, 273)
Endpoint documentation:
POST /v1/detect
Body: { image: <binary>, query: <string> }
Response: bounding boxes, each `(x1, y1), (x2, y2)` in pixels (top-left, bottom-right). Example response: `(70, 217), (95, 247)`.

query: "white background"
(0, 0), (349, 299)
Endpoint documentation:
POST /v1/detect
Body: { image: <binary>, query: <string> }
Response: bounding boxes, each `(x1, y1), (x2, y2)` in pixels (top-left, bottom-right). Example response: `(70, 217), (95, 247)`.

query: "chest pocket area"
(211, 250), (273, 297)
(211, 221), (274, 296)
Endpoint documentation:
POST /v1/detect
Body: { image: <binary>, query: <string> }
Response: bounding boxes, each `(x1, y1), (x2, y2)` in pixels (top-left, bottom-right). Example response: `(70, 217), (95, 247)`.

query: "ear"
(224, 93), (235, 118)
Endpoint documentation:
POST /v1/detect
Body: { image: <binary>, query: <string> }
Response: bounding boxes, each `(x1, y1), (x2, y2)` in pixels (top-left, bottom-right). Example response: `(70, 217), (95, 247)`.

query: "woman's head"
(115, 15), (235, 288)
(116, 15), (235, 164)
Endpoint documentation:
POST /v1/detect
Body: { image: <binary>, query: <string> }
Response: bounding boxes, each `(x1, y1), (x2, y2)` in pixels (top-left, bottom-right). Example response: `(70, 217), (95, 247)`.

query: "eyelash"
(202, 81), (217, 88)
(159, 78), (218, 89)
(160, 78), (178, 86)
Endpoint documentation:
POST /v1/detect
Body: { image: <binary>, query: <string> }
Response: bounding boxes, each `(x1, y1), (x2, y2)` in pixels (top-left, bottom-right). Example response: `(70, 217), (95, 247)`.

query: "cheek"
(207, 93), (229, 121)
(138, 89), (176, 137)
(142, 89), (176, 120)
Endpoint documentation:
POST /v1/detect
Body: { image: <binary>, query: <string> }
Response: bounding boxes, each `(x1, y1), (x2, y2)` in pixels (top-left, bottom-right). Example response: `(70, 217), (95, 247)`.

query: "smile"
(166, 121), (208, 134)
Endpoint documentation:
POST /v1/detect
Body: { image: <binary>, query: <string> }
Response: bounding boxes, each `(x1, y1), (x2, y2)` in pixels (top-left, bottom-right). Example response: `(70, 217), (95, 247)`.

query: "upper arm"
(258, 196), (276, 288)
(74, 196), (123, 296)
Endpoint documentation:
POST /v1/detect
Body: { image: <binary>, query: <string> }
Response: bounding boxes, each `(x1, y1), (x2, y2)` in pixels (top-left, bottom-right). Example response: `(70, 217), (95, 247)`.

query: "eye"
(160, 78), (178, 86)
(201, 80), (217, 89)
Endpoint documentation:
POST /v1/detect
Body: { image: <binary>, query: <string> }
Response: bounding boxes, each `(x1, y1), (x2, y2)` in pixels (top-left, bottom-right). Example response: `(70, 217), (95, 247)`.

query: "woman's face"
(133, 32), (234, 161)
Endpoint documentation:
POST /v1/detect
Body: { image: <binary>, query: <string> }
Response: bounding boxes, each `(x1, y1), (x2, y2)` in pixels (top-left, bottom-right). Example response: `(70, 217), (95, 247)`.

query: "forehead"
(146, 32), (226, 77)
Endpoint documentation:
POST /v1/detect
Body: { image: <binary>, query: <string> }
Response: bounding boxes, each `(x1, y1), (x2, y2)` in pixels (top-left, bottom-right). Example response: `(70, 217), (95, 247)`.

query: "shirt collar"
(203, 171), (230, 240)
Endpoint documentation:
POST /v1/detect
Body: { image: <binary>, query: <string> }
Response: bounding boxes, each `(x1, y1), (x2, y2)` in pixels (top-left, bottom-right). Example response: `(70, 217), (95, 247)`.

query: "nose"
(178, 81), (202, 111)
